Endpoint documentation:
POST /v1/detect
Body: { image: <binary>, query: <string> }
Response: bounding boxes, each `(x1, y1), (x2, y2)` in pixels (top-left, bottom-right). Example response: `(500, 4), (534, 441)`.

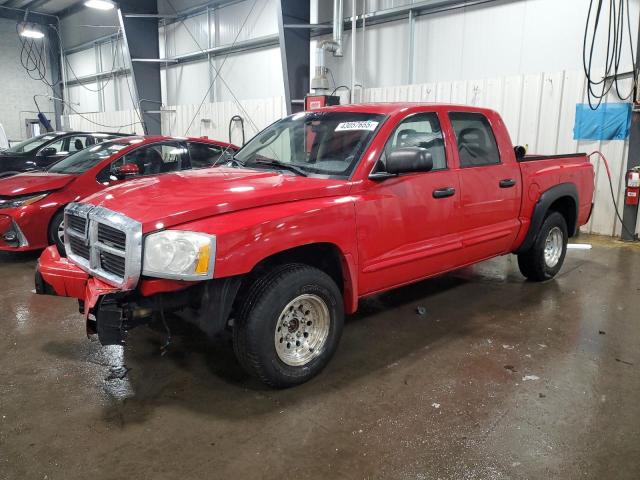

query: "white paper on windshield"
(335, 121), (379, 132)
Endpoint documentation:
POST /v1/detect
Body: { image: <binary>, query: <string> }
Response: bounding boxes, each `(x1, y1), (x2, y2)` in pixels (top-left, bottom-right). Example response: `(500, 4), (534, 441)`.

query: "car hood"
(0, 172), (75, 196)
(84, 167), (352, 231)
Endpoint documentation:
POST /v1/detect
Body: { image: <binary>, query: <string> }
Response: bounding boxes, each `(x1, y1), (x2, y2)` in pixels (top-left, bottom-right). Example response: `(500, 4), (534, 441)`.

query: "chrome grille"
(98, 223), (126, 250)
(64, 203), (142, 289)
(68, 235), (90, 260)
(100, 251), (126, 277)
(67, 215), (87, 235)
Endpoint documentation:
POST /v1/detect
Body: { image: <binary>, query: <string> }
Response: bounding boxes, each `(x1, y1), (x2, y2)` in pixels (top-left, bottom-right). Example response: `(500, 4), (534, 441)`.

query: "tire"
(48, 210), (66, 256)
(517, 211), (568, 281)
(233, 263), (344, 388)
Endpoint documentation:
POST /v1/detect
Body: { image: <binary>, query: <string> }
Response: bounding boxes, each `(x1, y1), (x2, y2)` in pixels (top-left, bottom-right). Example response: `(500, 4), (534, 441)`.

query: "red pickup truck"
(35, 103), (595, 388)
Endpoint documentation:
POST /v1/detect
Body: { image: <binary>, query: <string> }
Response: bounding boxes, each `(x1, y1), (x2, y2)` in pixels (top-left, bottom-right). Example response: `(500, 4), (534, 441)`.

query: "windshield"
(48, 140), (129, 174)
(5, 134), (58, 153)
(234, 111), (385, 178)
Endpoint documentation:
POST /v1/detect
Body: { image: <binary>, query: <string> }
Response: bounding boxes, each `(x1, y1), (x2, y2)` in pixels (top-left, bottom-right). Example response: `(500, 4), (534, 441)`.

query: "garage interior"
(1, 0), (640, 479)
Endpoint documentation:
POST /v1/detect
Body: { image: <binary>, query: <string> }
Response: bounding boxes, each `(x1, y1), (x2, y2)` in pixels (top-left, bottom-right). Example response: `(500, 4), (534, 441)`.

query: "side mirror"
(114, 163), (140, 180)
(385, 147), (433, 175)
(514, 145), (527, 161)
(40, 147), (57, 157)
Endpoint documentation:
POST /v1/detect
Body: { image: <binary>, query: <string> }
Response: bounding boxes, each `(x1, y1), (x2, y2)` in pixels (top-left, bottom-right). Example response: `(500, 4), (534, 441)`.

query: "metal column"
(45, 24), (64, 131)
(621, 23), (640, 240)
(117, 0), (162, 135)
(277, 0), (310, 115)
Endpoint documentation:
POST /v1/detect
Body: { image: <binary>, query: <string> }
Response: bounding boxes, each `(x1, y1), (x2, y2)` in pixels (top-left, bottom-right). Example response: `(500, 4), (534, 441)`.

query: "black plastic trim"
(514, 182), (579, 254)
(519, 153), (587, 162)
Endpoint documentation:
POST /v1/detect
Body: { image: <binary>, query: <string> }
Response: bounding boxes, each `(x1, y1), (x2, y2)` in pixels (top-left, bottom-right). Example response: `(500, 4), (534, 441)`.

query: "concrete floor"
(1, 235), (639, 480)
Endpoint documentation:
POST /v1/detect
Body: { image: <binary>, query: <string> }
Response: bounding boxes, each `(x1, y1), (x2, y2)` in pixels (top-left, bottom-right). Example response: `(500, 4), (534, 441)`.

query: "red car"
(0, 136), (236, 253)
(36, 103), (594, 387)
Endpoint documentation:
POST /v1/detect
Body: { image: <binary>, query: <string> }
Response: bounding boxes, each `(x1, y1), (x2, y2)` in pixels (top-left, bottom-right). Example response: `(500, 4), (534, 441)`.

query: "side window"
(108, 142), (187, 178)
(68, 135), (90, 153)
(379, 113), (447, 171)
(449, 112), (501, 168)
(187, 142), (227, 169)
(42, 138), (65, 155)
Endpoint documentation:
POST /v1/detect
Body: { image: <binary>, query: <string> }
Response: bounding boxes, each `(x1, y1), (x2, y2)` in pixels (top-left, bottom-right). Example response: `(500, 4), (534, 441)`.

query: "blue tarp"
(573, 103), (632, 141)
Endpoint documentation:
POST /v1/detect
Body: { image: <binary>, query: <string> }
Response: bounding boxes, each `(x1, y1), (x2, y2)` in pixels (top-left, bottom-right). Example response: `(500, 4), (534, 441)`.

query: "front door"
(356, 112), (463, 295)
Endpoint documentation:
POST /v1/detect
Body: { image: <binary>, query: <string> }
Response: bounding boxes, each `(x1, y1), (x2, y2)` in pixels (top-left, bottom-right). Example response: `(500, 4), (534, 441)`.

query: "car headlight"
(142, 231), (216, 280)
(0, 192), (49, 209)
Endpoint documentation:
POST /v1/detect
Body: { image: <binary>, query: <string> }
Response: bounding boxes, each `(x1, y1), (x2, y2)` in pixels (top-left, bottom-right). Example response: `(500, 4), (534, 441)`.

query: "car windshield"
(5, 134), (58, 153)
(48, 140), (129, 174)
(233, 111), (385, 178)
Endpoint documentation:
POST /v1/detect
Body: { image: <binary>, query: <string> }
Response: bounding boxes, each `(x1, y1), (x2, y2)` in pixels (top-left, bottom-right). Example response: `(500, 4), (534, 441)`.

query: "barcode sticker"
(335, 121), (379, 132)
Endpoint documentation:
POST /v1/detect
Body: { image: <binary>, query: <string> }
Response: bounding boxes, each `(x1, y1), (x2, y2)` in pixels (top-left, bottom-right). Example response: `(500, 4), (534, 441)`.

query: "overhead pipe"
(311, 0), (344, 93)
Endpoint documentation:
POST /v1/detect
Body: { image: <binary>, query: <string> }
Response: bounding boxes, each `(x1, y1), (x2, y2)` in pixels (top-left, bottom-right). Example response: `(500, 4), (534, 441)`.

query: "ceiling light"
(84, 0), (115, 10)
(18, 23), (44, 39)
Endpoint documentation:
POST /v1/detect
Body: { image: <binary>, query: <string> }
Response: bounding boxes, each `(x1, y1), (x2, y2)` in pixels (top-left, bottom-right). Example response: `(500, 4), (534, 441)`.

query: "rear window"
(449, 112), (501, 168)
(47, 140), (129, 174)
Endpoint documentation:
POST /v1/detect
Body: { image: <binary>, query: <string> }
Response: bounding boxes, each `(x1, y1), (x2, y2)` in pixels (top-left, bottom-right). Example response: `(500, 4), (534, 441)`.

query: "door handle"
(433, 187), (456, 199)
(499, 179), (516, 188)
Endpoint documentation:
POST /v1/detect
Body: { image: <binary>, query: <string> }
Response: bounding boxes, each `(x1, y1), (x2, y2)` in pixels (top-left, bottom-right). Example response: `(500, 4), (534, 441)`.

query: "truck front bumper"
(35, 245), (243, 346)
(36, 245), (125, 343)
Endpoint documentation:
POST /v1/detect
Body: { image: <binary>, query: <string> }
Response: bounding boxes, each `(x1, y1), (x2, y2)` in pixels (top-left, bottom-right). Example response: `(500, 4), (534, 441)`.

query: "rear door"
(356, 111), (463, 295)
(448, 111), (521, 262)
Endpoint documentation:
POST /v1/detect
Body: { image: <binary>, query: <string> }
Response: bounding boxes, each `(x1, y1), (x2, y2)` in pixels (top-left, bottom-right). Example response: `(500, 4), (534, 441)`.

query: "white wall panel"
(164, 12), (209, 57)
(165, 59), (212, 106)
(324, 0), (640, 90)
(361, 67), (637, 238)
(217, 0), (278, 44)
(67, 83), (101, 114)
(163, 96), (286, 142)
(66, 48), (97, 79)
(64, 109), (144, 135)
(212, 47), (284, 102)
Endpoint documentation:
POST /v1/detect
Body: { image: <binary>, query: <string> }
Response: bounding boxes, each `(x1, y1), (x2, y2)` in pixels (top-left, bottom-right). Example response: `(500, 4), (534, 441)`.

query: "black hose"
(582, 0), (637, 110)
(229, 115), (245, 146)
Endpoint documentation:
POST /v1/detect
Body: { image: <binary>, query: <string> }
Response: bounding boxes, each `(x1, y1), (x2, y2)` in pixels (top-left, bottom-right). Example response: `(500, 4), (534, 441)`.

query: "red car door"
(447, 111), (522, 263)
(356, 111), (463, 295)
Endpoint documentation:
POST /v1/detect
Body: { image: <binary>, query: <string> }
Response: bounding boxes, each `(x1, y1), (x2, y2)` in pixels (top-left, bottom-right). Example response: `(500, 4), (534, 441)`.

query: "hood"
(84, 167), (352, 231)
(0, 172), (75, 196)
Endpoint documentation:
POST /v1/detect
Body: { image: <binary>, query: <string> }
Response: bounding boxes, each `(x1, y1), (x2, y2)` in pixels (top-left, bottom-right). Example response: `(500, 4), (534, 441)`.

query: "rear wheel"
(517, 211), (568, 281)
(48, 210), (66, 256)
(233, 264), (344, 388)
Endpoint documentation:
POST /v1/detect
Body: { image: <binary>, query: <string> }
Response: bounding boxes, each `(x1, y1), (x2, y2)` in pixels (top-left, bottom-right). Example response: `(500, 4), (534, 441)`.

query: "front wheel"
(48, 210), (66, 256)
(517, 211), (568, 281)
(233, 264), (344, 388)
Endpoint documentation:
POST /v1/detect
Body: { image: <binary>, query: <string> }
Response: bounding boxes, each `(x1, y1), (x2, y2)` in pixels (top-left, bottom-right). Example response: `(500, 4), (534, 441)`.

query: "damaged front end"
(36, 245), (243, 346)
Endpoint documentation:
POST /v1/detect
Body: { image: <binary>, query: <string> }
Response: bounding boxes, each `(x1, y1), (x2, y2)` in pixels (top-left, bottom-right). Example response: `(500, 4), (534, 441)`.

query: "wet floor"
(1, 235), (639, 479)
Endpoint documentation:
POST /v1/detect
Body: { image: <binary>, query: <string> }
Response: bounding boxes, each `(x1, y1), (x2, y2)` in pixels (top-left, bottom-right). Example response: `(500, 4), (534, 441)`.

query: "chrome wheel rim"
(544, 226), (563, 268)
(274, 294), (330, 367)
(57, 220), (65, 245)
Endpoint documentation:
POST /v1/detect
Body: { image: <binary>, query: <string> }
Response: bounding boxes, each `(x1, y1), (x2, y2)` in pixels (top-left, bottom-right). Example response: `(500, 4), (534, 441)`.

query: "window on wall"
(449, 112), (501, 168)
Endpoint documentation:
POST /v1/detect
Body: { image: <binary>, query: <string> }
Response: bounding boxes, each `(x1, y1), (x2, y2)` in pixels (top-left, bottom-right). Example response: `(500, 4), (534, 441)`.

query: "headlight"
(142, 231), (216, 280)
(0, 192), (49, 209)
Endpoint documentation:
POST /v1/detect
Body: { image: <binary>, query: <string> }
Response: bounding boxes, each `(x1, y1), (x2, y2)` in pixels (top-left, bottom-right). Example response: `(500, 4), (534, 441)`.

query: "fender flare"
(514, 182), (578, 254)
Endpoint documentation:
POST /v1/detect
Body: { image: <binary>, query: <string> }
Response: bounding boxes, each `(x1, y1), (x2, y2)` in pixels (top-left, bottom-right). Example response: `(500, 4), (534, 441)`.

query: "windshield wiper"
(254, 159), (308, 177)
